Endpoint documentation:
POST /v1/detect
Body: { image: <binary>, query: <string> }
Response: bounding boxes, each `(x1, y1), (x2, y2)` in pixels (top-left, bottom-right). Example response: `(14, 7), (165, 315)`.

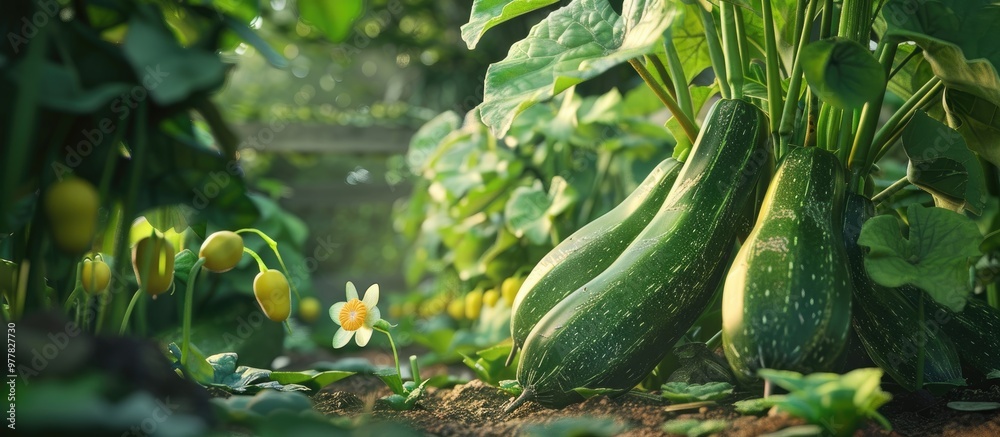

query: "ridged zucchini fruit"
(722, 146), (852, 382)
(509, 99), (770, 409)
(843, 193), (964, 390)
(507, 158), (683, 364)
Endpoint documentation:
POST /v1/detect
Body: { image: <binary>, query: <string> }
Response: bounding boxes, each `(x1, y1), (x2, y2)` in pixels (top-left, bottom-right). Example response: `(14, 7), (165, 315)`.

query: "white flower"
(330, 281), (381, 348)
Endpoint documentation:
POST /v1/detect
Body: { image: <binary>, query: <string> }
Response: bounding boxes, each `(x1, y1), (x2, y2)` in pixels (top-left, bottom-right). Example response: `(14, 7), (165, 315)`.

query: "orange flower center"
(339, 299), (367, 331)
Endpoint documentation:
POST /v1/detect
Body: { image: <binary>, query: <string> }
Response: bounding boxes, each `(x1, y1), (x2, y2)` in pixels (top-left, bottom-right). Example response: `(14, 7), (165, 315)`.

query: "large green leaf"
(901, 110), (987, 214)
(735, 0), (802, 76)
(122, 5), (227, 105)
(461, 0), (559, 49)
(943, 88), (1000, 168)
(504, 177), (576, 245)
(858, 204), (982, 311)
(802, 38), (886, 109)
(880, 0), (1000, 107)
(666, 1), (713, 84)
(297, 0), (364, 43)
(479, 0), (679, 137)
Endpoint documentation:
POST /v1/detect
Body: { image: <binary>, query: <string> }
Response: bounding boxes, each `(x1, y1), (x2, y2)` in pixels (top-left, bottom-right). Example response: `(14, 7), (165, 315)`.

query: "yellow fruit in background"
(465, 289), (483, 320)
(254, 269), (290, 322)
(132, 235), (175, 296)
(483, 288), (500, 307)
(199, 231), (244, 273)
(298, 296), (321, 323)
(44, 177), (99, 253)
(81, 258), (111, 295)
(501, 276), (523, 307)
(447, 298), (464, 320)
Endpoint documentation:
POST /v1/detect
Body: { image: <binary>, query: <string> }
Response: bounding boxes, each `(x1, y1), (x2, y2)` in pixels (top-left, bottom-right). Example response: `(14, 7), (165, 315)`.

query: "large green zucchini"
(722, 146), (852, 381)
(507, 158), (683, 363)
(510, 99), (769, 409)
(843, 193), (964, 390)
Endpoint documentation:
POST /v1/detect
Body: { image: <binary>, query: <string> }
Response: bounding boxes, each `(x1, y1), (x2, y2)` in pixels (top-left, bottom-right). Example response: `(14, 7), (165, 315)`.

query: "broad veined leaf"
(943, 88), (1000, 168)
(406, 111), (462, 174)
(802, 38), (886, 109)
(901, 111), (987, 214)
(880, 0), (1000, 108)
(298, 0), (364, 43)
(461, 0), (560, 49)
(504, 178), (575, 245)
(666, 1), (714, 84)
(479, 0), (679, 137)
(858, 204), (982, 311)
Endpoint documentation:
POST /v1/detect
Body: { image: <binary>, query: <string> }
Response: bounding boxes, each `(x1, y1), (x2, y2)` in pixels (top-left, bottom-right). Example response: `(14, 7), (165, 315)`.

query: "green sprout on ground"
(759, 368), (892, 437)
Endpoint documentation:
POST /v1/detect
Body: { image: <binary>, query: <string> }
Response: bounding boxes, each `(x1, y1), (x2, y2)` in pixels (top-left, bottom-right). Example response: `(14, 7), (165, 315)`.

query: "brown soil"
(312, 376), (1000, 436)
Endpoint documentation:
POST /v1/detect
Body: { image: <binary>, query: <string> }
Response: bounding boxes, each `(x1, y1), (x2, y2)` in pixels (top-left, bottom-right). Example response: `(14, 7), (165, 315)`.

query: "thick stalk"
(873, 78), (943, 162)
(820, 0), (834, 40)
(647, 55), (677, 101)
(848, 43), (898, 190)
(697, 5), (730, 99)
(761, 0), (784, 149)
(871, 177), (910, 204)
(988, 283), (999, 309)
(778, 0), (819, 152)
(629, 59), (699, 143)
(663, 32), (695, 118)
(119, 289), (143, 335)
(720, 3), (744, 99)
(838, 0), (875, 45)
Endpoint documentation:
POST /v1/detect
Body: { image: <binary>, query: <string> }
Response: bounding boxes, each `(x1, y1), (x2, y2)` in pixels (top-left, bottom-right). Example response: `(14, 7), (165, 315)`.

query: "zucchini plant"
(452, 0), (1000, 409)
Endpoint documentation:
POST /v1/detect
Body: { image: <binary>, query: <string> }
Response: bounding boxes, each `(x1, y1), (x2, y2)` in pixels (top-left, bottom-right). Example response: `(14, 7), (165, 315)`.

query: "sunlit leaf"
(802, 38), (886, 109)
(479, 0), (679, 137)
(461, 0), (559, 49)
(880, 0), (1000, 108)
(298, 0), (364, 43)
(858, 204), (982, 311)
(901, 111), (987, 214)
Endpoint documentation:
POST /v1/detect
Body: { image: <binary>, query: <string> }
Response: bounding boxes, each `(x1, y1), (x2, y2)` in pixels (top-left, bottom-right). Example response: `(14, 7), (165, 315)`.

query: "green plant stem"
(102, 104), (149, 334)
(409, 355), (421, 384)
(663, 32), (695, 119)
(761, 0), (784, 149)
(629, 59), (699, 143)
(705, 330), (723, 349)
(820, 0), (834, 39)
(873, 78), (943, 162)
(697, 4), (730, 99)
(720, 2), (744, 99)
(733, 6), (750, 75)
(181, 257), (207, 367)
(888, 47), (923, 82)
(646, 55), (677, 101)
(242, 247), (267, 272)
(235, 228), (301, 300)
(848, 42), (898, 191)
(376, 327), (402, 381)
(916, 293), (925, 390)
(871, 177), (910, 204)
(119, 289), (143, 335)
(778, 0), (818, 152)
(838, 0), (875, 44)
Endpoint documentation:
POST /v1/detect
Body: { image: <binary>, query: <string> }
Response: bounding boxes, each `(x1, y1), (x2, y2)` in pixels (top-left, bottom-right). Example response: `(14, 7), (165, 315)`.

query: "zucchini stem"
(761, 0), (784, 151)
(504, 387), (535, 414)
(697, 4), (730, 99)
(778, 0), (818, 152)
(663, 32), (695, 119)
(505, 345), (519, 368)
(871, 176), (910, 204)
(629, 59), (699, 143)
(720, 2), (744, 99)
(872, 77), (942, 162)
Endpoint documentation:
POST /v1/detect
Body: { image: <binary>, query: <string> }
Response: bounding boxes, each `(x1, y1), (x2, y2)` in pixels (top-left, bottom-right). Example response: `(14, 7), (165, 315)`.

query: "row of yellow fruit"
(388, 276), (525, 321)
